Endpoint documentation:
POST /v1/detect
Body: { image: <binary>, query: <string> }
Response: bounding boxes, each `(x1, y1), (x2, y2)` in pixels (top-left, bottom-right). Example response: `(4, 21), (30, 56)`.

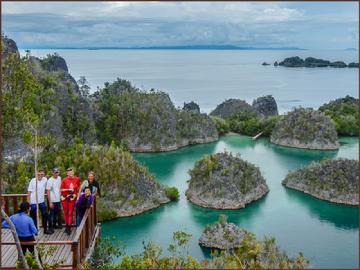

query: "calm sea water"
(23, 49), (358, 113)
(101, 136), (358, 269)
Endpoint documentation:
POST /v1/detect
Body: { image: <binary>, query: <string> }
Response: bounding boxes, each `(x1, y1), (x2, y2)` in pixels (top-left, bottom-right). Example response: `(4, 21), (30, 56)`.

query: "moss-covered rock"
(185, 152), (269, 209)
(270, 107), (339, 150)
(283, 158), (359, 205)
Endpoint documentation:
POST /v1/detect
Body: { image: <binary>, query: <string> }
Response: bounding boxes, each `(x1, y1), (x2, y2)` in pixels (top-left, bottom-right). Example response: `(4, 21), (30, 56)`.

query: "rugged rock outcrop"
(1, 35), (19, 60)
(262, 62), (270, 66)
(199, 217), (247, 249)
(94, 79), (218, 152)
(185, 152), (269, 209)
(252, 95), (278, 117)
(276, 56), (357, 68)
(210, 99), (255, 119)
(283, 158), (359, 205)
(183, 101), (200, 113)
(270, 107), (339, 150)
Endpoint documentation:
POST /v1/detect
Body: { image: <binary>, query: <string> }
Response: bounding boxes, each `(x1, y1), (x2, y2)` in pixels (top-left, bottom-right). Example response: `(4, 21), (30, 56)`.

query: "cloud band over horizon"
(2, 1), (359, 50)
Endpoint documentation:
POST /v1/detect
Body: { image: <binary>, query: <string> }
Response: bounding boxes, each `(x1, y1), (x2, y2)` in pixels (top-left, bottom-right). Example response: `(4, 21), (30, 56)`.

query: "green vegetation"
(4, 141), (172, 219)
(319, 96), (359, 136)
(211, 110), (281, 137)
(228, 111), (281, 137)
(89, 230), (308, 269)
(165, 187), (180, 201)
(2, 49), (51, 142)
(211, 116), (230, 135)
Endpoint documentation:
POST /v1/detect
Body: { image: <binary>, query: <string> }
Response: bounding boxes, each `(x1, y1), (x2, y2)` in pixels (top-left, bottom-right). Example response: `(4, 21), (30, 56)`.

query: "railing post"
(13, 197), (18, 214)
(94, 197), (97, 224)
(72, 241), (79, 269)
(4, 196), (9, 215)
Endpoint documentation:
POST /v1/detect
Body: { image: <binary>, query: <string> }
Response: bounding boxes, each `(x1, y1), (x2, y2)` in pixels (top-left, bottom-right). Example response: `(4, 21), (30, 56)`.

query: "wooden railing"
(1, 194), (99, 269)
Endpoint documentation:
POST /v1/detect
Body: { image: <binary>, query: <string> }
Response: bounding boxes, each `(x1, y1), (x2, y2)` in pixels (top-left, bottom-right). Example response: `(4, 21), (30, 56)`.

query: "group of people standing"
(28, 167), (100, 235)
(2, 167), (100, 255)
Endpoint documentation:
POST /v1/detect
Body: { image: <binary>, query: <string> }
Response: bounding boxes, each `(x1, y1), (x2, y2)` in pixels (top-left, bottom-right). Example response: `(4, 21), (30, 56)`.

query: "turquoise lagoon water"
(102, 136), (358, 269)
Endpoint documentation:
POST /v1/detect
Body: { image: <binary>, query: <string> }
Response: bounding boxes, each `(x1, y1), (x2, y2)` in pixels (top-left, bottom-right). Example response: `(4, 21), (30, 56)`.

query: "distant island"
(272, 56), (358, 68)
(21, 45), (306, 50)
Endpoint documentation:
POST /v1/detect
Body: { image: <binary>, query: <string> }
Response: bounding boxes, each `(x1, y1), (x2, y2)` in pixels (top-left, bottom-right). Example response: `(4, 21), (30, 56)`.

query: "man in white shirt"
(46, 167), (62, 232)
(27, 169), (51, 234)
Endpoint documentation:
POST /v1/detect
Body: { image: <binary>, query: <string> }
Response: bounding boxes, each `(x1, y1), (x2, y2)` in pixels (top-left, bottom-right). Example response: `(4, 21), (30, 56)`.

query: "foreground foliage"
(89, 229), (308, 269)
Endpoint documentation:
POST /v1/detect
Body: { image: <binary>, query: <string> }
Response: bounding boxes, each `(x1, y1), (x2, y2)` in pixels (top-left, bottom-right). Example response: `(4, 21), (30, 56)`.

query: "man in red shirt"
(60, 167), (80, 235)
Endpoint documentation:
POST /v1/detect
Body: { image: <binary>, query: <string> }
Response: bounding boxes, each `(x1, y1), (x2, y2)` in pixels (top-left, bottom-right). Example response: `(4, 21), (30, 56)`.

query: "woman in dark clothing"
(75, 187), (94, 226)
(78, 171), (101, 198)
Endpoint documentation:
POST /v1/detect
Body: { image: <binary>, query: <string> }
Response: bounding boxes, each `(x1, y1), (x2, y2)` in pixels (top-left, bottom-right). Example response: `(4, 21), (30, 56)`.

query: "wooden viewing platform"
(1, 194), (100, 269)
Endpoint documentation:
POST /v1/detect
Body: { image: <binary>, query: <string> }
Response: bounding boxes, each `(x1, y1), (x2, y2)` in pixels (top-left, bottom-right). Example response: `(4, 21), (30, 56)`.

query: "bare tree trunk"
(1, 208), (30, 269)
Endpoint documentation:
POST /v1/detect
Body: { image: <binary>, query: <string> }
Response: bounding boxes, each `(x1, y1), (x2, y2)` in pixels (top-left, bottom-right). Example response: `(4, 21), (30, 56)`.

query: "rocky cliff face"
(210, 99), (255, 119)
(28, 54), (96, 144)
(283, 158), (359, 205)
(185, 152), (269, 209)
(94, 79), (218, 152)
(2, 37), (96, 160)
(270, 107), (339, 150)
(252, 95), (278, 117)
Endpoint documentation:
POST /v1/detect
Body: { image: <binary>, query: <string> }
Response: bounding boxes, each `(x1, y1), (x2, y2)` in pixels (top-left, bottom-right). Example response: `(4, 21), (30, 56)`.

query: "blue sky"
(2, 1), (359, 49)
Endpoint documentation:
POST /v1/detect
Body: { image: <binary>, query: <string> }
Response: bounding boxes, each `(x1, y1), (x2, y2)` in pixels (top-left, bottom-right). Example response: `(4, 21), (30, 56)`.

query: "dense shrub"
(319, 96), (359, 136)
(165, 187), (180, 201)
(227, 111), (281, 137)
(211, 116), (230, 135)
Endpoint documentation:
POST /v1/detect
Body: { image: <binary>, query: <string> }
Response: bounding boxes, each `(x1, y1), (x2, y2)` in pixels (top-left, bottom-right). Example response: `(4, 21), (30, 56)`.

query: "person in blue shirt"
(2, 202), (38, 255)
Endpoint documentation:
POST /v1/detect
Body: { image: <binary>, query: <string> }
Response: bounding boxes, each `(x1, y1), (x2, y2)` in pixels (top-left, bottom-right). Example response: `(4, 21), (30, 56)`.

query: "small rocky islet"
(270, 107), (339, 150)
(199, 215), (309, 268)
(185, 152), (269, 209)
(283, 158), (359, 205)
(272, 56), (358, 68)
(199, 215), (247, 249)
